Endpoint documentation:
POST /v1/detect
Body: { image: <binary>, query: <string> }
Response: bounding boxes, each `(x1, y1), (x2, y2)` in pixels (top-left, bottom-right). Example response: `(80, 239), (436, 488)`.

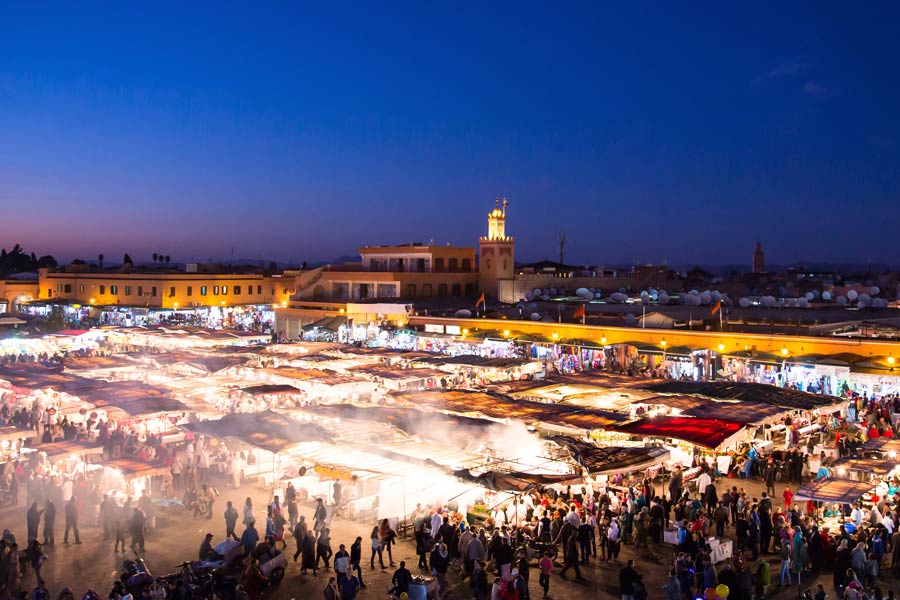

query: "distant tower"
(479, 197), (515, 301)
(752, 241), (765, 273)
(558, 232), (566, 265)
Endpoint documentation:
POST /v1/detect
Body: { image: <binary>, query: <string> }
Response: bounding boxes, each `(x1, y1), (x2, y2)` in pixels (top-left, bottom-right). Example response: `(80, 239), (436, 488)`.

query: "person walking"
(292, 516), (308, 562)
(316, 527), (333, 570)
(539, 552), (553, 598)
(349, 536), (366, 588)
(334, 543), (350, 587)
(558, 533), (585, 581)
(241, 521), (259, 556)
(129, 508), (146, 552)
(300, 531), (317, 575)
(63, 497), (81, 545)
(41, 500), (56, 547)
(224, 501), (239, 541)
(619, 560), (641, 600)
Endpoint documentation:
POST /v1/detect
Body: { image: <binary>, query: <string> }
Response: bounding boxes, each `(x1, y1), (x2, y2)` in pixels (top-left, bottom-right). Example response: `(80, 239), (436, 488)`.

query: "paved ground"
(4, 472), (900, 599)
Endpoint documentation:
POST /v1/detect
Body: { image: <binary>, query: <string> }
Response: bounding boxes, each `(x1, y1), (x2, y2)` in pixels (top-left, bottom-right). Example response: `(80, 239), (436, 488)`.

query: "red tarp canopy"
(610, 416), (745, 449)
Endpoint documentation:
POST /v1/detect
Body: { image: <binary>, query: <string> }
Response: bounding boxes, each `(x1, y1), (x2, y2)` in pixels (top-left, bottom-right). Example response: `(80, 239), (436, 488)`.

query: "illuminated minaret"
(478, 197), (515, 300)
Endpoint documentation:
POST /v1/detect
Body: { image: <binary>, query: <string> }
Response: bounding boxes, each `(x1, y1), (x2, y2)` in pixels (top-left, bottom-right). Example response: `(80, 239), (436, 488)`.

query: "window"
(47, 288), (52, 297)
(257, 285), (262, 294)
(222, 286), (228, 295)
(462, 258), (472, 272)
(110, 285), (118, 295)
(124, 286), (132, 296)
(213, 286), (220, 295)
(247, 286), (252, 295)
(422, 284), (433, 297)
(64, 284), (72, 293)
(79, 284), (85, 293)
(99, 285), (106, 294)
(434, 258), (445, 272)
(200, 286), (207, 296)
(187, 286), (193, 297)
(137, 286), (143, 296)
(169, 286), (175, 297)
(56, 284), (62, 292)
(448, 258), (458, 272)
(406, 284), (416, 297)
(234, 285), (241, 295)
(437, 284), (448, 297)
(451, 284), (461, 296)
(151, 287), (157, 297)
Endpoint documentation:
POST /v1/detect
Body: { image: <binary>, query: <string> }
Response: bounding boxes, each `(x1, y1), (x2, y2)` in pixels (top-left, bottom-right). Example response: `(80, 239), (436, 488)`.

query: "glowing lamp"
(503, 330), (510, 337)
(660, 339), (667, 348)
(718, 343), (725, 352)
(173, 302), (178, 309)
(781, 347), (789, 356)
(89, 298), (95, 304)
(281, 301), (287, 307)
(551, 332), (559, 340)
(889, 356), (896, 365)
(600, 336), (607, 344)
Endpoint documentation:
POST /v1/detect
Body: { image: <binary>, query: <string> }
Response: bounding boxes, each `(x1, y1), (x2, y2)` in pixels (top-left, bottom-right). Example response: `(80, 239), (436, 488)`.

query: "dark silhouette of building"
(752, 241), (764, 273)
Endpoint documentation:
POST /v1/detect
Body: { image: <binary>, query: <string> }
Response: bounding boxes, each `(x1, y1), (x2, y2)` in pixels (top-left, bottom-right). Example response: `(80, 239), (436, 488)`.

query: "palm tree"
(152, 252), (158, 263)
(98, 254), (104, 269)
(164, 255), (171, 266)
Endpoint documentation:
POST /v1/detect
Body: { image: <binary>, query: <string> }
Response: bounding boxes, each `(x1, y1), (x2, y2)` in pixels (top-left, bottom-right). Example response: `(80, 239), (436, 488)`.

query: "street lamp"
(781, 347), (789, 356)
(717, 343), (725, 352)
(89, 298), (95, 305)
(660, 339), (667, 348)
(889, 356), (896, 365)
(551, 332), (559, 340)
(600, 336), (607, 345)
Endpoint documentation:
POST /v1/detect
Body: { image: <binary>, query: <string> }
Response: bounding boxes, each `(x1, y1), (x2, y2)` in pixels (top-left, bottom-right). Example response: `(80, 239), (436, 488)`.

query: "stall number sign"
(424, 324), (445, 334)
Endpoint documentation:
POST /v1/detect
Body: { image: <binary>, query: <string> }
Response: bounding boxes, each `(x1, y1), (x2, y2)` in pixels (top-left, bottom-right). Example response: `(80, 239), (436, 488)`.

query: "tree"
(164, 255), (171, 266)
(152, 253), (158, 263)
(123, 253), (133, 265)
(98, 254), (104, 269)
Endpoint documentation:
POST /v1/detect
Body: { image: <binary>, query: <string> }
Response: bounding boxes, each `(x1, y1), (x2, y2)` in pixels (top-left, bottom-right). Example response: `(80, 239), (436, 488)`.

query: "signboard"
(424, 324), (444, 334)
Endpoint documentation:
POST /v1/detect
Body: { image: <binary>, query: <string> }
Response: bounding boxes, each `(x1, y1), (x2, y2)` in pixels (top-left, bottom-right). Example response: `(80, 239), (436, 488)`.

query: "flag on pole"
(573, 305), (585, 320)
(711, 299), (722, 315)
(475, 292), (485, 308)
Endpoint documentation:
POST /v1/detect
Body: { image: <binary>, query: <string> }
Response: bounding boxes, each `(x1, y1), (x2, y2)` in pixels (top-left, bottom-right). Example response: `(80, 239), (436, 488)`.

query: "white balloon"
(533, 288), (542, 296)
(837, 296), (847, 306)
(594, 292), (602, 298)
(699, 291), (711, 305)
(541, 295), (550, 301)
(858, 293), (871, 304)
(625, 314), (637, 325)
(805, 292), (814, 301)
(857, 299), (869, 309)
(871, 286), (880, 295)
(658, 292), (670, 304)
(822, 291), (833, 300)
(847, 290), (858, 301)
(797, 298), (809, 308)
(455, 309), (472, 317)
(549, 288), (557, 295)
(738, 298), (751, 308)
(530, 312), (541, 321)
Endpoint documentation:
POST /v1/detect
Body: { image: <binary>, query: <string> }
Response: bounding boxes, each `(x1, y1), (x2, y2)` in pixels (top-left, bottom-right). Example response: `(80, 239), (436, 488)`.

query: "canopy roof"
(413, 355), (534, 370)
(831, 456), (896, 477)
(0, 425), (37, 443)
(37, 441), (103, 460)
(346, 366), (446, 381)
(609, 416), (745, 449)
(553, 437), (669, 475)
(392, 389), (624, 431)
(240, 384), (303, 396)
(640, 380), (840, 411)
(452, 469), (581, 492)
(793, 477), (874, 504)
(104, 457), (171, 480)
(183, 411), (332, 453)
(863, 437), (900, 454)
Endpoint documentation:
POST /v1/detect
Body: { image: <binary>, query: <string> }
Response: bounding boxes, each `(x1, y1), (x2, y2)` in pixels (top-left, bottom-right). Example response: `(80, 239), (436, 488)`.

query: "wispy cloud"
(802, 81), (835, 99)
(753, 60), (807, 85)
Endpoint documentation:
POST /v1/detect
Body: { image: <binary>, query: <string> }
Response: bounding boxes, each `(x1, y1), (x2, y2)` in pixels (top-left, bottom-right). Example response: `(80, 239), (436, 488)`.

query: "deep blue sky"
(2, 3), (899, 267)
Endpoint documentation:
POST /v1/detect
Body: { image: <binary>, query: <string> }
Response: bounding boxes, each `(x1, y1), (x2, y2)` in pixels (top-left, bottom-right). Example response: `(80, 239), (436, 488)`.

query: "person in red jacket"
(782, 486), (793, 511)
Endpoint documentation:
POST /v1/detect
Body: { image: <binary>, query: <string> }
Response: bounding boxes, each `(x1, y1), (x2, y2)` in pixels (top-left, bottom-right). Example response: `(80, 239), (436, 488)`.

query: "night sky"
(2, 3), (899, 267)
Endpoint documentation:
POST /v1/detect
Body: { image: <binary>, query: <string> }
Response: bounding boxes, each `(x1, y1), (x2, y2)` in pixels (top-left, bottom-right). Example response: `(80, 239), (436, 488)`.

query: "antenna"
(558, 232), (566, 265)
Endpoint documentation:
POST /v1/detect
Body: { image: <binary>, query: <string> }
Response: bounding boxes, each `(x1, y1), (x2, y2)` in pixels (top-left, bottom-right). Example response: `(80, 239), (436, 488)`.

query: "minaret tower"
(479, 197), (515, 301)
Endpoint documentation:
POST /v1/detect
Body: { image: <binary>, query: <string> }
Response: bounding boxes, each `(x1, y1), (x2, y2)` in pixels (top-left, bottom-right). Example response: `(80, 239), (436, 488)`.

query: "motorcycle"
(120, 554), (154, 596)
(517, 534), (558, 563)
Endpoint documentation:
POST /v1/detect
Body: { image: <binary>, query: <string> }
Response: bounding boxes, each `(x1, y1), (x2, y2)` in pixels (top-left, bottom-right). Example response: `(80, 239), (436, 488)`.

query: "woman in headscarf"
(790, 527), (806, 588)
(834, 538), (851, 591)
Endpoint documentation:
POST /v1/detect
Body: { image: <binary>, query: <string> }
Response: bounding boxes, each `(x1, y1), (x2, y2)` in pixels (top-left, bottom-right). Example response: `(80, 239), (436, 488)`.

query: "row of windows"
(54, 282), (268, 298)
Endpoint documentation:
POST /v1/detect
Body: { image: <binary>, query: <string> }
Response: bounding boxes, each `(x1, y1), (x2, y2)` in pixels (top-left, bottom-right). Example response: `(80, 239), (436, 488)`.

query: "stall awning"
(554, 437), (670, 475)
(608, 416), (746, 450)
(640, 380), (840, 411)
(452, 469), (582, 493)
(862, 437), (900, 454)
(241, 384), (303, 396)
(0, 426), (37, 443)
(183, 411), (332, 454)
(831, 457), (896, 477)
(38, 441), (103, 460)
(105, 458), (171, 480)
(793, 477), (874, 504)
